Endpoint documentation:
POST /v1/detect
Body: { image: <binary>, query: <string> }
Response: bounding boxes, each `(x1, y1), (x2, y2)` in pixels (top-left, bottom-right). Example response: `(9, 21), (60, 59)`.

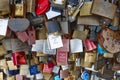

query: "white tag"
(0, 59), (8, 69)
(76, 58), (80, 67)
(47, 34), (63, 49)
(0, 19), (8, 36)
(26, 72), (34, 78)
(43, 40), (56, 55)
(70, 39), (83, 53)
(52, 66), (60, 74)
(46, 7), (61, 20)
(35, 73), (43, 79)
(20, 65), (29, 76)
(61, 65), (68, 70)
(7, 60), (17, 70)
(32, 40), (44, 52)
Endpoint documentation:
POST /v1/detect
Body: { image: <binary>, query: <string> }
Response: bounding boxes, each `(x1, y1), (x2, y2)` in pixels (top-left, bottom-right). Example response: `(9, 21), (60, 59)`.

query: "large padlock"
(91, 0), (117, 19)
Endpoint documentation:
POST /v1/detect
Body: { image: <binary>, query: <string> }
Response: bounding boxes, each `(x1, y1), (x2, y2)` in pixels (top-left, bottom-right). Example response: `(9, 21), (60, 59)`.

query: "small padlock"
(68, 7), (76, 16)
(12, 0), (26, 17)
(89, 26), (97, 41)
(69, 0), (84, 22)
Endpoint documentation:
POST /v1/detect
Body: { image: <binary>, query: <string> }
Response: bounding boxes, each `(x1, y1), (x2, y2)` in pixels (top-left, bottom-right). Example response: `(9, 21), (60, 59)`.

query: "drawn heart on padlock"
(98, 28), (120, 53)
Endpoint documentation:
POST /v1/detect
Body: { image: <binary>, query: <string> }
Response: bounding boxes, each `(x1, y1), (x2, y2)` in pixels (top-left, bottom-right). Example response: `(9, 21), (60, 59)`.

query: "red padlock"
(36, 0), (50, 15)
(83, 38), (96, 51)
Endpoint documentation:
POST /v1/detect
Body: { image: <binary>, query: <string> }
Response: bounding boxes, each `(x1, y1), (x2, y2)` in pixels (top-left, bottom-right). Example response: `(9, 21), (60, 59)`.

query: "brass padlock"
(26, 0), (35, 12)
(68, 7), (76, 16)
(91, 0), (117, 19)
(0, 44), (7, 56)
(84, 51), (96, 63)
(80, 2), (92, 16)
(80, 58), (92, 68)
(13, 0), (26, 17)
(68, 54), (79, 61)
(0, 0), (10, 16)
(112, 13), (119, 26)
(69, 0), (84, 22)
(15, 4), (24, 16)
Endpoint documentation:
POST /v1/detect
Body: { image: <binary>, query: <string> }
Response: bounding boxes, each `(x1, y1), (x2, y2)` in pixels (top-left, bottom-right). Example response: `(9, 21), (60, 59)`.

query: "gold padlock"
(68, 61), (75, 71)
(0, 0), (10, 16)
(68, 54), (78, 61)
(84, 51), (96, 63)
(91, 0), (117, 19)
(15, 4), (24, 17)
(26, 0), (35, 12)
(71, 1), (83, 20)
(80, 2), (92, 16)
(81, 58), (92, 68)
(112, 13), (119, 27)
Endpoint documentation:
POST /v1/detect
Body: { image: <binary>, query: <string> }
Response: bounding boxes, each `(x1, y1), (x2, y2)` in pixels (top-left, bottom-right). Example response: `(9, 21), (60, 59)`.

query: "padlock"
(80, 2), (92, 16)
(68, 54), (78, 61)
(7, 76), (15, 80)
(84, 51), (96, 63)
(30, 55), (39, 65)
(0, 0), (10, 16)
(19, 65), (29, 76)
(27, 28), (36, 45)
(56, 51), (68, 65)
(68, 7), (76, 16)
(0, 72), (3, 80)
(50, 0), (66, 10)
(0, 42), (7, 56)
(15, 31), (29, 42)
(89, 26), (97, 41)
(26, 0), (35, 12)
(72, 29), (89, 40)
(68, 61), (75, 71)
(91, 0), (117, 19)
(14, 0), (26, 17)
(112, 13), (119, 27)
(69, 0), (84, 22)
